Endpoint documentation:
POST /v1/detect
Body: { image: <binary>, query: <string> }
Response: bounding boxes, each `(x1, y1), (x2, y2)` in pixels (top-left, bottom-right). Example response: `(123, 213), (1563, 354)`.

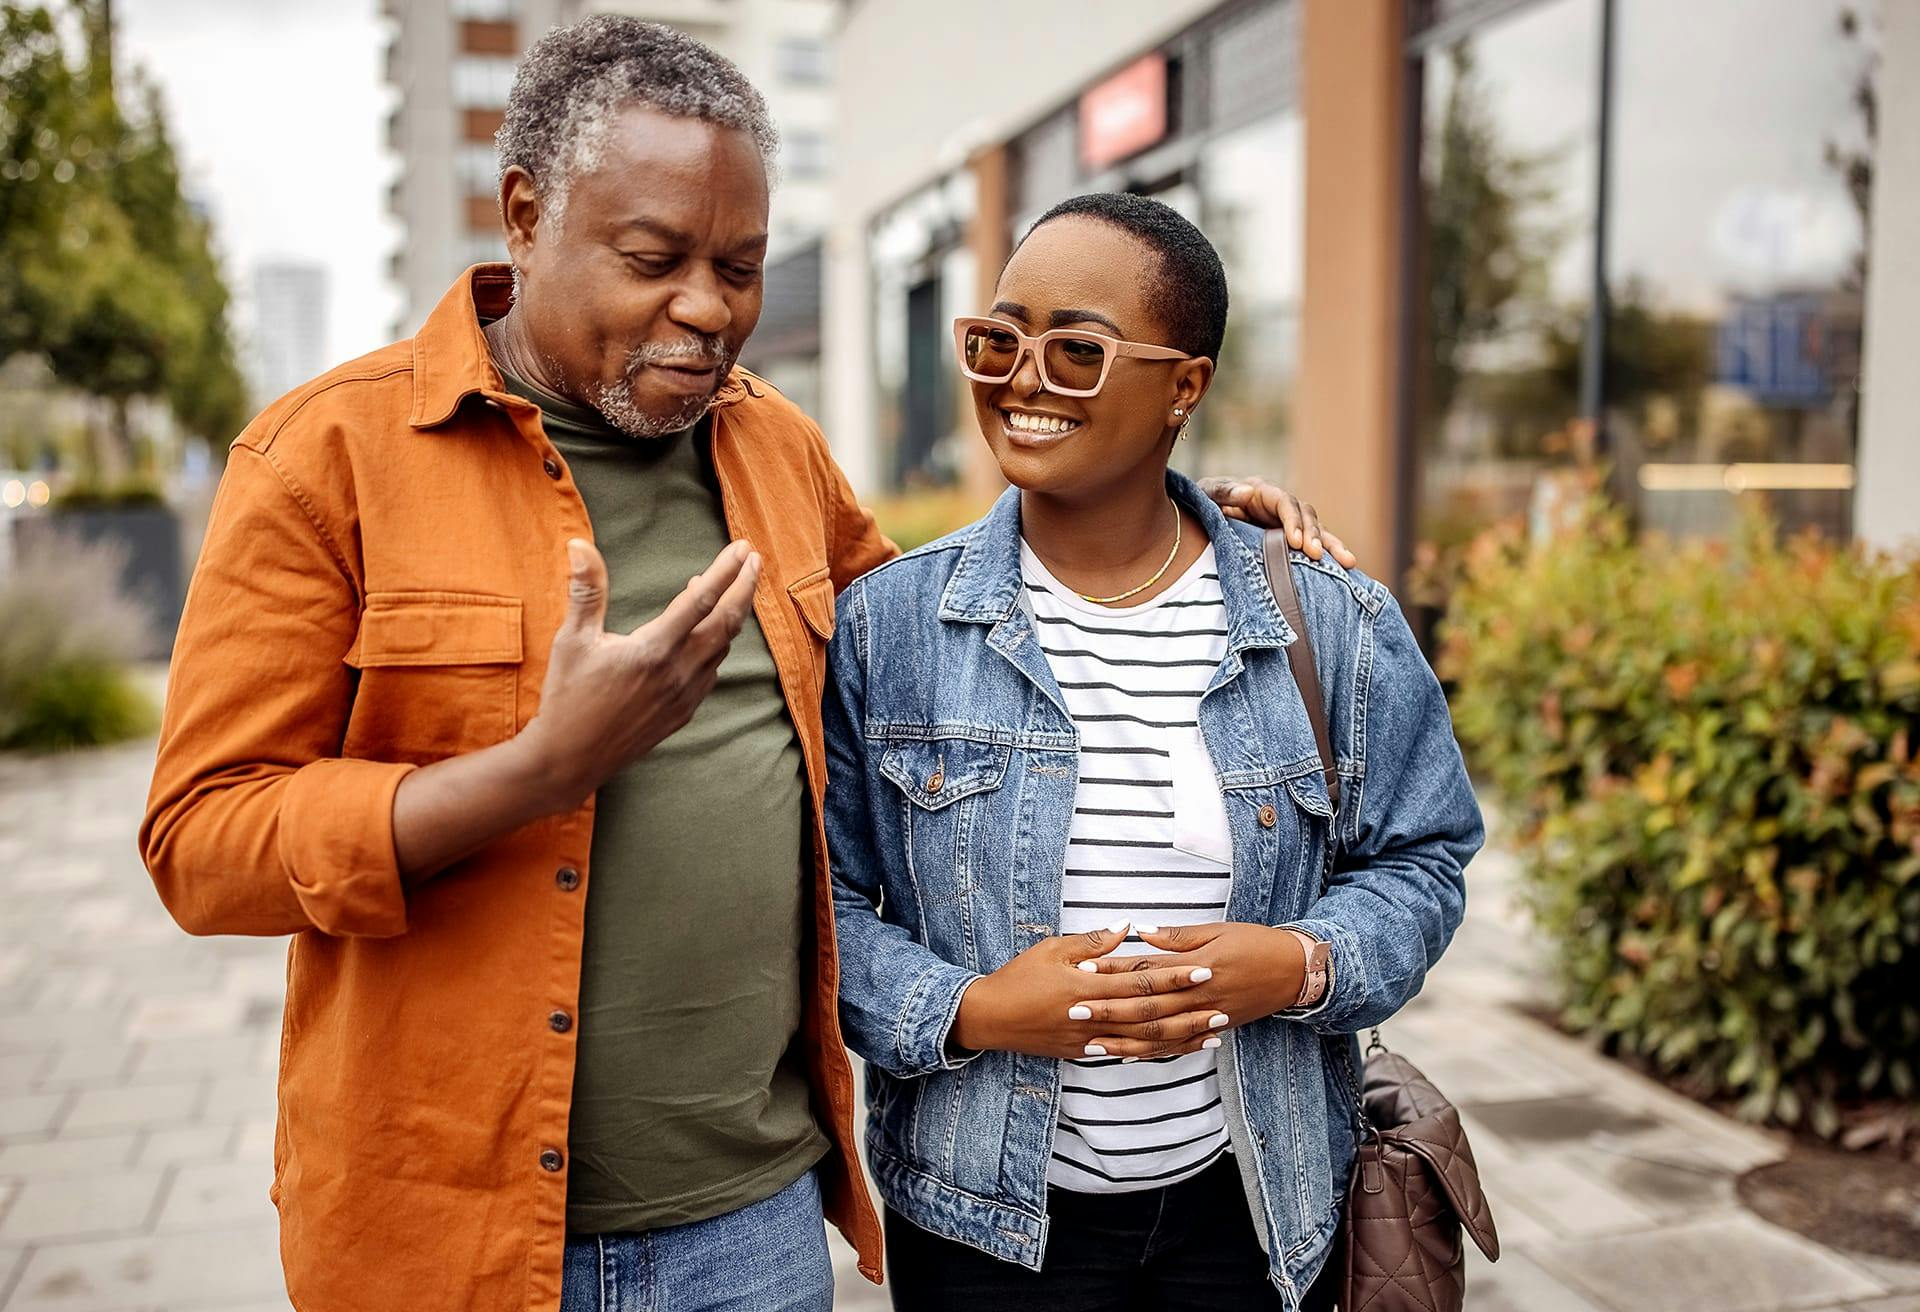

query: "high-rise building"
(249, 260), (329, 406)
(382, 0), (836, 340)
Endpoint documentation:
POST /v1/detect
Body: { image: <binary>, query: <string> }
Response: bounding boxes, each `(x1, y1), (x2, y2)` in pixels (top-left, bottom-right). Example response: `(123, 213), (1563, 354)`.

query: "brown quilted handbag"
(1262, 532), (1500, 1311)
(1339, 1037), (1501, 1311)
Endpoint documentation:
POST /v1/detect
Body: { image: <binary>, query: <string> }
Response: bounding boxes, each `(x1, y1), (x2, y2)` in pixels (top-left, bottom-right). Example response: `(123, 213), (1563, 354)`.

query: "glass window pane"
(1186, 112), (1304, 482)
(1607, 0), (1876, 539)
(1413, 0), (1598, 561)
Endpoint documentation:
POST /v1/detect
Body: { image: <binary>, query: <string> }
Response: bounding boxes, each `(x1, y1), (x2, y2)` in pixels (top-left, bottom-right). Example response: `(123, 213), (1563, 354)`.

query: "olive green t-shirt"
(500, 369), (828, 1234)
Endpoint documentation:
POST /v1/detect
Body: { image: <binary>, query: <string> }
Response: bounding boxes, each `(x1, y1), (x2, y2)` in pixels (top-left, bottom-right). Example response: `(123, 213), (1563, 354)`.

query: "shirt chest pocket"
(878, 738), (1011, 906)
(342, 592), (524, 765)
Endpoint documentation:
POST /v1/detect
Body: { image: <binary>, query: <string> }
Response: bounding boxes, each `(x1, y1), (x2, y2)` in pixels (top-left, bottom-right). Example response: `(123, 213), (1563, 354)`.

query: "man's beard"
(587, 335), (737, 439)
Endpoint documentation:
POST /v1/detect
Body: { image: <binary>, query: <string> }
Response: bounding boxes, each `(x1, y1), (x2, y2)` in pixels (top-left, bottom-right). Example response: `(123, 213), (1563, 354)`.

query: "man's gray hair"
(495, 16), (779, 231)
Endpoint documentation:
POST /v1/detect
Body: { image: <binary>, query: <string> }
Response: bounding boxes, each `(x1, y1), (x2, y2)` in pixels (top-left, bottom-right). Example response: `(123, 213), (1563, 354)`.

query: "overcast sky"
(116, 0), (399, 364)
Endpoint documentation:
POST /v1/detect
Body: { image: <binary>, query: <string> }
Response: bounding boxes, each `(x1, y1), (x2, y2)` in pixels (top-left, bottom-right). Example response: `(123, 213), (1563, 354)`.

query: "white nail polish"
(1202, 1036), (1221, 1050)
(1190, 967), (1213, 984)
(1068, 1005), (1092, 1021)
(1077, 960), (1098, 973)
(1122, 1057), (1139, 1065)
(1135, 923), (1160, 935)
(1209, 1013), (1230, 1029)
(1084, 1044), (1107, 1057)
(1106, 919), (1130, 935)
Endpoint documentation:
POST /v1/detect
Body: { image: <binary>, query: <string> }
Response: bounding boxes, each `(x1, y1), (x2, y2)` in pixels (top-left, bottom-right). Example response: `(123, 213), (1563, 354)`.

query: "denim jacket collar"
(938, 470), (1298, 656)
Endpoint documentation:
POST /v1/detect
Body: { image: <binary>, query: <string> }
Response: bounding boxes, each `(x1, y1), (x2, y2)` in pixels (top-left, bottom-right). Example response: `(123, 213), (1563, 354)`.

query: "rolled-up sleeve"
(1286, 585), (1482, 1033)
(140, 444), (415, 939)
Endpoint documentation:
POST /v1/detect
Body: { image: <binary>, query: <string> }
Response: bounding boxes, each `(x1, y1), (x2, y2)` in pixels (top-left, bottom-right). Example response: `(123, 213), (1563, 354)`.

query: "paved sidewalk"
(0, 739), (1913, 1311)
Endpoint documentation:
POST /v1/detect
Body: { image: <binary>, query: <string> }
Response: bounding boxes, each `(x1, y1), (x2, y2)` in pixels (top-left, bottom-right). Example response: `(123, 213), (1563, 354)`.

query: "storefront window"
(1185, 113), (1304, 483)
(1413, 0), (1598, 557)
(1607, 0), (1875, 539)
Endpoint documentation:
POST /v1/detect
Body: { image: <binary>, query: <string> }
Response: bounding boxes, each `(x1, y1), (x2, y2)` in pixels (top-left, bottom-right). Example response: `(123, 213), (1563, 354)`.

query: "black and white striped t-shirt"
(1022, 540), (1236, 1194)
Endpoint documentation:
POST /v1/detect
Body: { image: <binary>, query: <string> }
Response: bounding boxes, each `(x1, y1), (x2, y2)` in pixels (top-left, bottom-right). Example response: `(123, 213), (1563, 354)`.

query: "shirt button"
(542, 457), (562, 480)
(548, 1010), (572, 1034)
(555, 866), (581, 891)
(539, 1148), (564, 1173)
(1258, 804), (1278, 828)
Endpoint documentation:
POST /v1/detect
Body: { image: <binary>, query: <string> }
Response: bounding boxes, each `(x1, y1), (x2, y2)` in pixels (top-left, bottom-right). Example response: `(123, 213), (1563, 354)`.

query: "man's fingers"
(1320, 528), (1359, 568)
(686, 547), (763, 652)
(562, 539), (610, 638)
(639, 541), (753, 645)
(1065, 921), (1131, 965)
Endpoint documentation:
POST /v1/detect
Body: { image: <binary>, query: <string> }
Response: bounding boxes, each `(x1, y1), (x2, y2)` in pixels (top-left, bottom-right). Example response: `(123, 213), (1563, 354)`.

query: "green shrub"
(0, 535), (156, 750)
(1439, 504), (1920, 1136)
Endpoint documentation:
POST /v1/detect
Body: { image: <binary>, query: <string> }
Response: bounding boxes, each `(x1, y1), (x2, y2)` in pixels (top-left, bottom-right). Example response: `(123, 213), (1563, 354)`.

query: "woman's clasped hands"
(950, 920), (1309, 1062)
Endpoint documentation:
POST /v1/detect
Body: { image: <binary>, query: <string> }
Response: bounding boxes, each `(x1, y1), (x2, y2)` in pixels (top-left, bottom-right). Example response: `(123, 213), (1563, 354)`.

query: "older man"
(141, 17), (1346, 1312)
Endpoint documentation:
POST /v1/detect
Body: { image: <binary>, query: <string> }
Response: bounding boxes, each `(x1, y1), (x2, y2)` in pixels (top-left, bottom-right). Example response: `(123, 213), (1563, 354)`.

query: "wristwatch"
(1286, 930), (1331, 1009)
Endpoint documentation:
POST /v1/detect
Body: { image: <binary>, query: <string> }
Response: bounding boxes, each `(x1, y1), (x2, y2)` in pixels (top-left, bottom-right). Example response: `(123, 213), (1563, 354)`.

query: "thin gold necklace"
(1079, 498), (1182, 605)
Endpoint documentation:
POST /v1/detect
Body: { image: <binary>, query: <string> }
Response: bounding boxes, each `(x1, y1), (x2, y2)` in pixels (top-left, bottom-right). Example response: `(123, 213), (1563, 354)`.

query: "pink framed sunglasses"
(951, 316), (1194, 399)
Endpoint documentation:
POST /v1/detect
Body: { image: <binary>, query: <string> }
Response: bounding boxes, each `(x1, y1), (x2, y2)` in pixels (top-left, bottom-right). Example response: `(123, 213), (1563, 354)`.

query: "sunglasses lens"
(961, 323), (1021, 378)
(1043, 336), (1108, 393)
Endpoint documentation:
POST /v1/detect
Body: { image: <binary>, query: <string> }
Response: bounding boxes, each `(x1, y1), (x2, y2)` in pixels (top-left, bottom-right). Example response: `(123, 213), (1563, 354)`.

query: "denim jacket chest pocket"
(877, 737), (1013, 911)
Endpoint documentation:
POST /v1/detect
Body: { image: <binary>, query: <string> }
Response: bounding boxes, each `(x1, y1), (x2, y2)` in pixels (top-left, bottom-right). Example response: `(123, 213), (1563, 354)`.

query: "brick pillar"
(1297, 0), (1409, 574)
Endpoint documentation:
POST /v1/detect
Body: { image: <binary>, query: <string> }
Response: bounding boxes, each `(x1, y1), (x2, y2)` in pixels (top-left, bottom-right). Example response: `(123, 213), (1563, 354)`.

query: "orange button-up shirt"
(140, 267), (893, 1310)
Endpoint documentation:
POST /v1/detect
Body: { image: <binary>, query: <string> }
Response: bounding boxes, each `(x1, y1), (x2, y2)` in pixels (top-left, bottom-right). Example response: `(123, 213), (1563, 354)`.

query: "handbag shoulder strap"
(1262, 529), (1340, 813)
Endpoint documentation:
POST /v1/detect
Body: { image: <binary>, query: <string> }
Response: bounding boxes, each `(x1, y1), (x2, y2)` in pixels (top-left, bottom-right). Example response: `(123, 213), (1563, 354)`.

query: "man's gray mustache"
(623, 339), (727, 373)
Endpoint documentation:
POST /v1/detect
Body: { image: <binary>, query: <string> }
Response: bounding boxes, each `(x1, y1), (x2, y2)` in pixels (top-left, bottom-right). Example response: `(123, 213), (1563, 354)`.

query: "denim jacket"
(823, 472), (1483, 1307)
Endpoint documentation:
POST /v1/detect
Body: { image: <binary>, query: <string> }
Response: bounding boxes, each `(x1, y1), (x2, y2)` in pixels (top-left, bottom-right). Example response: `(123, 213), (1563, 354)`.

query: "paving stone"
(135, 1125), (233, 1169)
(125, 993), (246, 1043)
(28, 967), (126, 1013)
(153, 1162), (275, 1234)
(231, 1119), (274, 1162)
(36, 1043), (136, 1091)
(7, 1221), (288, 1311)
(0, 1168), (166, 1244)
(61, 1082), (202, 1134)
(200, 1074), (275, 1123)
(0, 1046), (52, 1093)
(0, 1010), (125, 1049)
(0, 1091), (69, 1136)
(0, 1132), (137, 1179)
(1848, 1256), (1920, 1296)
(1462, 1246), (1611, 1312)
(1535, 1215), (1889, 1312)
(127, 1035), (259, 1082)
(1493, 1154), (1662, 1238)
(0, 1243), (25, 1306)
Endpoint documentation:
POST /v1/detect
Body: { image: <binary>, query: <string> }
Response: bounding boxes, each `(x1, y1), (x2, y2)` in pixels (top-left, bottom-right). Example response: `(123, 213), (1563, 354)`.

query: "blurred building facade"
(382, 0), (837, 384)
(827, 0), (1914, 575)
(247, 260), (329, 408)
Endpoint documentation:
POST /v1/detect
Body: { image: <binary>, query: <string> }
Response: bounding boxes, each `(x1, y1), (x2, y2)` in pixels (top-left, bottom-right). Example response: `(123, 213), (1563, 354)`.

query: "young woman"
(823, 193), (1483, 1311)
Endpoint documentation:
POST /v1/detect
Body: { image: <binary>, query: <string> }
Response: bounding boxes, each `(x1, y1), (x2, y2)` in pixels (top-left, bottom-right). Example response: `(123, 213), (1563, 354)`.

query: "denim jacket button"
(1258, 803), (1278, 828)
(926, 770), (944, 793)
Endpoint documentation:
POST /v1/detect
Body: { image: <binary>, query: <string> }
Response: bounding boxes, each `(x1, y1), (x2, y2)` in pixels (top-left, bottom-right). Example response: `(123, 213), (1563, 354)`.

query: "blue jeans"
(560, 1171), (834, 1312)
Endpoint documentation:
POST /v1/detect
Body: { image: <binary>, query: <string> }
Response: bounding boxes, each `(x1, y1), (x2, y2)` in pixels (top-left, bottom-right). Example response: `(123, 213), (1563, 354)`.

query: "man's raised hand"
(518, 537), (761, 808)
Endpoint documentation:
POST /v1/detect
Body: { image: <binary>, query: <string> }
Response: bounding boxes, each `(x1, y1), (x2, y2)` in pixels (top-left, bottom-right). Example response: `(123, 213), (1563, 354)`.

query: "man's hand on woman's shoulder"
(1198, 476), (1360, 568)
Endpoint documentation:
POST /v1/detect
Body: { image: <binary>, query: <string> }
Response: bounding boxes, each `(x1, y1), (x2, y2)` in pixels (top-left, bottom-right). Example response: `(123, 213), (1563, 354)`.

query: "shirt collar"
(938, 469), (1295, 651)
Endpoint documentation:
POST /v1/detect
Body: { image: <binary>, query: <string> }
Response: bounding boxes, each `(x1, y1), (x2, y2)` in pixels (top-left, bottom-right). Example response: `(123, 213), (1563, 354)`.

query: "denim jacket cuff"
(1277, 918), (1366, 1028)
(897, 960), (984, 1075)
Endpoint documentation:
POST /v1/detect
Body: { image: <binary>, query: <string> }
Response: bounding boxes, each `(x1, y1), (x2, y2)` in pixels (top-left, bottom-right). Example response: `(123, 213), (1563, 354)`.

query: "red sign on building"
(1079, 54), (1169, 172)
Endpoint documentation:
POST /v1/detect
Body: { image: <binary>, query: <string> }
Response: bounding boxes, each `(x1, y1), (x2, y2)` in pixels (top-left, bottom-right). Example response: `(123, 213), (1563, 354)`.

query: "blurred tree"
(1422, 42), (1566, 430)
(0, 0), (246, 482)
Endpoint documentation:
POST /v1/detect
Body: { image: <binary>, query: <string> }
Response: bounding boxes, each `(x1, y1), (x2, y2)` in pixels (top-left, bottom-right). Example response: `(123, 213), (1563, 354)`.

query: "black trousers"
(883, 1156), (1339, 1312)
